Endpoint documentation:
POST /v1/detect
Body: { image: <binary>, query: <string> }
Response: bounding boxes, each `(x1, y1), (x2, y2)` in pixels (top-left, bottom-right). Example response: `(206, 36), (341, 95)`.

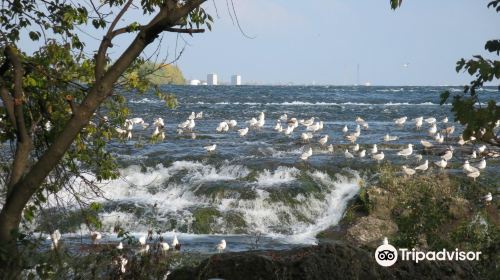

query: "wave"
(41, 161), (360, 244)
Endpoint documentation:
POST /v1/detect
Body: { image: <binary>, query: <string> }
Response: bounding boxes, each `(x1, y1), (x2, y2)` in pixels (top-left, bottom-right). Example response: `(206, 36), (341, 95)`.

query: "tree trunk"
(0, 1), (206, 276)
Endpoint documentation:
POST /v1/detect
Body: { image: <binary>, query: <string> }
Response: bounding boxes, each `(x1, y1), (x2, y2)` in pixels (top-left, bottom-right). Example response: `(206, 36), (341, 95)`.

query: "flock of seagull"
(42, 109), (498, 267)
(47, 228), (227, 273)
(113, 110), (498, 204)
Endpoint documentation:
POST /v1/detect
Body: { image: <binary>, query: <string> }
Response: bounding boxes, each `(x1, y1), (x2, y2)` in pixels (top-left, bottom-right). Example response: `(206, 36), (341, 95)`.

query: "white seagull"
(397, 144), (413, 158)
(204, 144), (217, 152)
(216, 239), (226, 253)
(415, 160), (428, 171)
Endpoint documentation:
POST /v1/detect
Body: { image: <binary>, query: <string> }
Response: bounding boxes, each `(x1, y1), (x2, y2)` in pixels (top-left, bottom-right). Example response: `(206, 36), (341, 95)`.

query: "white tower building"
(207, 73), (218, 85)
(231, 74), (242, 85)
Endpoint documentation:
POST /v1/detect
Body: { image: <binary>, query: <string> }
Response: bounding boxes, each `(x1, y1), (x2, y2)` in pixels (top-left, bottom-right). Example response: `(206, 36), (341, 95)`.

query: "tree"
(141, 62), (187, 85)
(393, 0), (500, 144)
(0, 0), (211, 273)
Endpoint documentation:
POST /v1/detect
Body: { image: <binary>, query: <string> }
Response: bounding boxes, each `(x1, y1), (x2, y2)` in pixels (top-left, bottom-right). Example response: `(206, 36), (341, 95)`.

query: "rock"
(346, 216), (398, 245)
(170, 243), (478, 280)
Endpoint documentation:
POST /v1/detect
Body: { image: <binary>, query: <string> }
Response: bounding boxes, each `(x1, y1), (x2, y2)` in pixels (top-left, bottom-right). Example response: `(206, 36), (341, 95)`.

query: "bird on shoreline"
(397, 144), (413, 158)
(434, 159), (447, 169)
(402, 165), (416, 176)
(301, 147), (313, 161)
(216, 239), (226, 253)
(415, 160), (428, 171)
(373, 152), (384, 162)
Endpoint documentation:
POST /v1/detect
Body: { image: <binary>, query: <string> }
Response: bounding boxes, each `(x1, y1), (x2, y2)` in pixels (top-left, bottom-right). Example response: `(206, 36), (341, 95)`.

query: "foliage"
(0, 0), (212, 274)
(438, 1), (500, 143)
(140, 62), (186, 85)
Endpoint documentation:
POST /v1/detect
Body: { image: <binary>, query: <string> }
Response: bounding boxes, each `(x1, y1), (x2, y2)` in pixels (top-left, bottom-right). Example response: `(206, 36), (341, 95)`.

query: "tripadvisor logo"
(374, 240), (481, 267)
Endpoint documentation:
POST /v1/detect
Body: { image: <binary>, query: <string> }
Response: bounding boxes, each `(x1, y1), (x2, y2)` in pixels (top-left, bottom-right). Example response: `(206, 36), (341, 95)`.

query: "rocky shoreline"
(169, 243), (479, 280)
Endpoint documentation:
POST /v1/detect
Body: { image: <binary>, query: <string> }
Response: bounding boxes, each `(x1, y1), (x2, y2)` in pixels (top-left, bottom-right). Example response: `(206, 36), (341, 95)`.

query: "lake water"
(43, 85), (500, 253)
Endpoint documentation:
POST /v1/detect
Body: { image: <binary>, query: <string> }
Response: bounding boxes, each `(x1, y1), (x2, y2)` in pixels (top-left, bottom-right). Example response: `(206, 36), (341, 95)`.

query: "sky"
(169, 0), (499, 86)
(23, 0), (500, 86)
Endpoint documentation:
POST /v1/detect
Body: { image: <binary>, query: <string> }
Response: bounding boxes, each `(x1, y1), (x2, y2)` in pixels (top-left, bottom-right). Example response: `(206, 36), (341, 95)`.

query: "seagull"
(384, 134), (398, 142)
(318, 135), (329, 146)
(402, 165), (416, 176)
(216, 121), (229, 132)
(152, 126), (160, 137)
(467, 170), (480, 181)
(139, 236), (147, 246)
(414, 154), (423, 162)
(356, 117), (365, 125)
(477, 145), (486, 154)
(284, 125), (294, 135)
(359, 150), (366, 158)
(483, 192), (492, 203)
(434, 159), (447, 169)
(477, 158), (486, 169)
(328, 144), (334, 153)
(463, 160), (479, 173)
(342, 125), (348, 133)
(345, 134), (357, 143)
(49, 229), (61, 250)
(172, 234), (181, 251)
(274, 122), (282, 131)
(216, 239), (226, 253)
(425, 117), (437, 124)
(188, 112), (196, 120)
(301, 132), (313, 142)
(428, 124), (437, 135)
(187, 119), (196, 131)
(196, 111), (203, 119)
(444, 126), (455, 135)
(238, 127), (249, 137)
(420, 140), (434, 149)
(301, 147), (313, 161)
(471, 150), (477, 159)
(415, 160), (428, 171)
(303, 117), (315, 127)
(397, 144), (413, 158)
(394, 116), (407, 126)
(161, 242), (170, 252)
(344, 149), (354, 159)
(414, 117), (423, 129)
(139, 244), (150, 255)
(279, 114), (288, 121)
(119, 256), (128, 273)
(371, 144), (378, 155)
(117, 242), (123, 250)
(91, 231), (102, 244)
(227, 119), (237, 128)
(204, 144), (217, 152)
(442, 117), (448, 124)
(248, 117), (258, 127)
(441, 150), (453, 161)
(352, 144), (360, 152)
(373, 152), (385, 162)
(458, 135), (466, 146)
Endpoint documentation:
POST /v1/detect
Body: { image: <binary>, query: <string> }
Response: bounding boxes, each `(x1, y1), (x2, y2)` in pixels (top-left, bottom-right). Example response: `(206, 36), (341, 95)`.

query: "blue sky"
(166, 0), (499, 85)
(24, 0), (500, 86)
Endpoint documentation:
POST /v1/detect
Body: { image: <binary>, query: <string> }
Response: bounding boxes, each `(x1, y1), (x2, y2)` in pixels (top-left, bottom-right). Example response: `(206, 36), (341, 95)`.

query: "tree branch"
(4, 46), (33, 195)
(95, 0), (134, 81)
(0, 0), (207, 243)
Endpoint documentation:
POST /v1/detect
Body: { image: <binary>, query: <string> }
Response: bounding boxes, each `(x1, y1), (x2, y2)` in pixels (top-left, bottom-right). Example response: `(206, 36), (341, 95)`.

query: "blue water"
(46, 86), (500, 253)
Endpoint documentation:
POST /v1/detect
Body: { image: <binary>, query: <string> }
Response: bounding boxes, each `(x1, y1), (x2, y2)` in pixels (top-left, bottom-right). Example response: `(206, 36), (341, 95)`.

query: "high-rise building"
(207, 73), (218, 85)
(231, 74), (242, 85)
